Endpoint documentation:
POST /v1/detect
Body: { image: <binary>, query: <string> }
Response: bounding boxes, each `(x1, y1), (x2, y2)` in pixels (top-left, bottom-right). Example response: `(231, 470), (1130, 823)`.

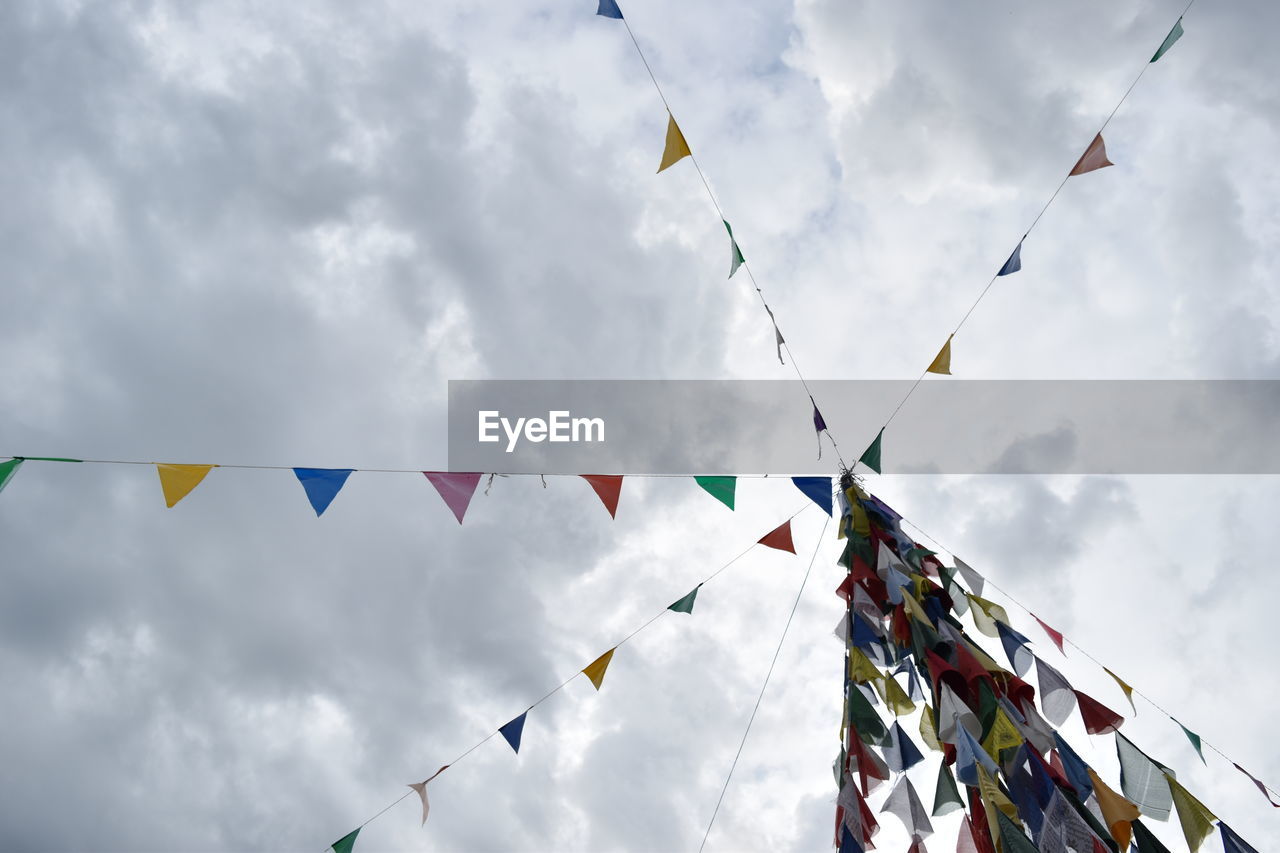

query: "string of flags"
(0, 456), (844, 522)
(831, 480), (1270, 853)
(324, 504), (818, 851)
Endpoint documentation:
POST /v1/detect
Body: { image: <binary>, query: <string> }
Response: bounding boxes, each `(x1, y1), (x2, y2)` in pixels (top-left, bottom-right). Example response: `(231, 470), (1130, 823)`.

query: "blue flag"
(791, 476), (832, 515)
(1220, 822), (1260, 853)
(1052, 732), (1093, 799)
(293, 468), (355, 517)
(596, 0), (623, 19)
(884, 721), (924, 772)
(998, 241), (1023, 276)
(500, 711), (528, 754)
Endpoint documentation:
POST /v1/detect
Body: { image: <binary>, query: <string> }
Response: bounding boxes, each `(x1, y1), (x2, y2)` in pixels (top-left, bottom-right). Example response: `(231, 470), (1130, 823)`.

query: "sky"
(1, 0), (1279, 850)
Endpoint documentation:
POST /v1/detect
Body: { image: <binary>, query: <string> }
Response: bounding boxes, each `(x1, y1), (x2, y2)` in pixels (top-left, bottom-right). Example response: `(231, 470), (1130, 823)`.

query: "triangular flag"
(155, 463), (214, 508)
(499, 712), (527, 754)
(882, 776), (934, 839)
(859, 429), (883, 474)
(1133, 819), (1175, 853)
(596, 0), (623, 19)
(758, 519), (796, 554)
(580, 474), (623, 518)
(423, 472), (482, 524)
(813, 404), (827, 433)
(1167, 774), (1217, 851)
(1036, 657), (1077, 725)
(695, 476), (736, 510)
(1174, 720), (1206, 763)
(1115, 733), (1174, 821)
(407, 765), (449, 826)
(883, 721), (925, 772)
(995, 810), (1039, 853)
(1232, 762), (1280, 807)
(953, 557), (984, 595)
(792, 476), (833, 516)
(1073, 689), (1124, 735)
(926, 336), (953, 375)
(293, 468), (355, 516)
(0, 458), (23, 495)
(1087, 768), (1141, 851)
(1070, 134), (1113, 176)
(932, 762), (964, 817)
(582, 648), (616, 690)
(998, 240), (1023, 276)
(724, 220), (745, 278)
(764, 304), (785, 365)
(668, 585), (700, 614)
(657, 113), (691, 173)
(1032, 615), (1066, 655)
(1220, 822), (1261, 853)
(1103, 666), (1136, 713)
(1151, 18), (1183, 63)
(331, 827), (360, 853)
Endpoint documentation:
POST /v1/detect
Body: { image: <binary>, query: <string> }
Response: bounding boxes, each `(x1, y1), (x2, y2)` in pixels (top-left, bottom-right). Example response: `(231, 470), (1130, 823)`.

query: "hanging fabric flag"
(966, 594), (1008, 638)
(882, 776), (934, 839)
(1173, 719), (1206, 763)
(1073, 689), (1124, 734)
(1042, 788), (1105, 853)
(926, 336), (953, 375)
(657, 113), (692, 173)
(330, 828), (360, 853)
(1032, 615), (1066, 655)
(996, 622), (1034, 677)
(1219, 821), (1261, 853)
(955, 726), (998, 787)
(582, 648), (617, 690)
(0, 457), (22, 495)
(1166, 774), (1217, 851)
(937, 683), (981, 744)
(499, 712), (528, 754)
(1115, 733), (1174, 821)
(882, 721), (925, 772)
(859, 429), (883, 474)
(668, 585), (700, 614)
(580, 474), (623, 518)
(1035, 657), (1077, 725)
(933, 762), (964, 817)
(792, 476), (833, 516)
(981, 707), (1024, 760)
(956, 815), (981, 853)
(596, 0), (623, 19)
(723, 220), (746, 278)
(1151, 18), (1184, 62)
(1086, 768), (1141, 851)
(292, 468), (355, 517)
(765, 304), (785, 365)
(757, 519), (796, 554)
(1102, 666), (1136, 713)
(1232, 762), (1280, 807)
(694, 475), (736, 510)
(1132, 819), (1174, 853)
(1052, 733), (1094, 800)
(407, 765), (449, 826)
(995, 809), (1039, 853)
(1070, 134), (1114, 176)
(423, 472), (483, 524)
(812, 401), (826, 458)
(953, 557), (984, 596)
(155, 463), (214, 508)
(998, 241), (1023, 276)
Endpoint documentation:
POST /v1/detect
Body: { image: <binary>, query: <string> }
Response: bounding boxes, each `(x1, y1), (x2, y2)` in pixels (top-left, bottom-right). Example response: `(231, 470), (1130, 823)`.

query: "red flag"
(1033, 615), (1066, 655)
(757, 519), (796, 554)
(1074, 689), (1124, 735)
(580, 475), (623, 518)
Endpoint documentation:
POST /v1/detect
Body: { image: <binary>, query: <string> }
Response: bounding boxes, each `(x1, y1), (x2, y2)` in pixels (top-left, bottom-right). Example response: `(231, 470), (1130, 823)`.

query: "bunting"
(1233, 762), (1280, 807)
(1151, 18), (1184, 63)
(1069, 134), (1114, 176)
(581, 648), (616, 690)
(998, 241), (1023, 276)
(925, 335), (953, 376)
(596, 0), (623, 19)
(657, 113), (692, 173)
(330, 828), (360, 853)
(694, 475), (736, 510)
(792, 476), (832, 516)
(668, 585), (700, 614)
(1174, 719), (1206, 763)
(0, 457), (22, 494)
(723, 220), (745, 278)
(580, 474), (623, 518)
(155, 463), (214, 508)
(858, 429), (883, 474)
(407, 765), (449, 826)
(757, 519), (796, 554)
(1219, 822), (1261, 853)
(499, 712), (528, 754)
(293, 468), (354, 517)
(423, 472), (483, 524)
(1103, 666), (1137, 713)
(1032, 615), (1066, 655)
(1167, 774), (1217, 851)
(1087, 767), (1141, 851)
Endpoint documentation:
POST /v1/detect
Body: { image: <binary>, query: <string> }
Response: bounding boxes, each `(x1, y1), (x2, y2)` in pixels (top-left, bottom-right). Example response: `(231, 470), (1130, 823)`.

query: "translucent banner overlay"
(447, 380), (1280, 474)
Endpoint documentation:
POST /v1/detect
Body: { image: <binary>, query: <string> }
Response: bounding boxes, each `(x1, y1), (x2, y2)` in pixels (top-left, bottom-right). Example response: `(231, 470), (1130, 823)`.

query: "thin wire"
(334, 501), (816, 845)
(619, 16), (847, 470)
(698, 515), (830, 852)
(868, 0), (1199, 459)
(894, 510), (1280, 802)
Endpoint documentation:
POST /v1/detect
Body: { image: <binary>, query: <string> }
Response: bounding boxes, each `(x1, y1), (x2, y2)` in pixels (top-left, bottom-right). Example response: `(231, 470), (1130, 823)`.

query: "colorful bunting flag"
(1174, 719), (1206, 763)
(657, 113), (691, 173)
(0, 458), (22, 495)
(582, 648), (616, 690)
(998, 241), (1023, 276)
(1073, 689), (1124, 735)
(580, 474), (623, 518)
(293, 468), (354, 517)
(423, 472), (482, 524)
(330, 827), (360, 853)
(926, 336), (953, 375)
(1032, 615), (1066, 655)
(723, 220), (745, 278)
(1103, 666), (1136, 713)
(792, 476), (832, 516)
(668, 585), (700, 614)
(996, 622), (1034, 677)
(882, 721), (924, 772)
(407, 765), (448, 826)
(953, 557), (984, 596)
(499, 712), (527, 754)
(155, 463), (214, 508)
(882, 776), (934, 839)
(1087, 768), (1141, 851)
(694, 475), (736, 510)
(1035, 658), (1077, 725)
(1115, 733), (1173, 822)
(858, 429), (883, 474)
(1233, 762), (1280, 807)
(596, 0), (623, 19)
(1167, 773), (1217, 852)
(1151, 18), (1184, 63)
(995, 809), (1039, 853)
(932, 762), (964, 817)
(1070, 134), (1114, 176)
(757, 519), (796, 554)
(1219, 821), (1261, 853)
(765, 304), (785, 365)
(1133, 819), (1175, 853)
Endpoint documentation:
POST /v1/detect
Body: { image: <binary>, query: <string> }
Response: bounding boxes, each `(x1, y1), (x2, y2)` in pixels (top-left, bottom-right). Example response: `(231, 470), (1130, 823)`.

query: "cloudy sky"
(2, 0), (1278, 850)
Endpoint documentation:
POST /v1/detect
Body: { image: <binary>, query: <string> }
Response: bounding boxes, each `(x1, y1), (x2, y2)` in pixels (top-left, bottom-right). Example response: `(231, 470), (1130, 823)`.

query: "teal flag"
(1151, 18), (1184, 63)
(723, 220), (745, 278)
(1176, 719), (1206, 763)
(668, 585), (700, 614)
(0, 458), (22, 495)
(331, 827), (360, 853)
(694, 475), (736, 510)
(859, 429), (884, 474)
(932, 762), (963, 816)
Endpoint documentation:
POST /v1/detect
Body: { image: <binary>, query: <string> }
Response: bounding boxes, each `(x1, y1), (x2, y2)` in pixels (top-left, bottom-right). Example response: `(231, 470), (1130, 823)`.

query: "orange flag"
(1070, 134), (1114, 176)
(1087, 768), (1140, 850)
(580, 475), (623, 518)
(657, 113), (692, 172)
(582, 648), (617, 690)
(758, 519), (796, 554)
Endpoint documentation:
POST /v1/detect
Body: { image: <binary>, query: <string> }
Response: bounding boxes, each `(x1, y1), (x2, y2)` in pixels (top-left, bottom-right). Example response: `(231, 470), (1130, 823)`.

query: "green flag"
(331, 828), (360, 853)
(1151, 18), (1184, 63)
(1176, 720), (1206, 763)
(859, 429), (884, 474)
(723, 220), (745, 278)
(996, 810), (1040, 853)
(694, 475), (736, 510)
(0, 458), (22, 495)
(668, 585), (701, 614)
(932, 761), (964, 816)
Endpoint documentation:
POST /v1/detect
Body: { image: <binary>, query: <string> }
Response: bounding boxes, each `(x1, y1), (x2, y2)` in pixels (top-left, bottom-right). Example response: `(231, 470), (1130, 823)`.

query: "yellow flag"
(849, 647), (880, 683)
(874, 673), (916, 717)
(926, 335), (953, 375)
(155, 463), (215, 508)
(1087, 768), (1141, 851)
(966, 594), (1009, 637)
(977, 766), (1019, 842)
(981, 707), (1024, 759)
(918, 705), (941, 752)
(657, 113), (692, 173)
(582, 648), (616, 691)
(1167, 774), (1217, 851)
(1104, 667), (1137, 713)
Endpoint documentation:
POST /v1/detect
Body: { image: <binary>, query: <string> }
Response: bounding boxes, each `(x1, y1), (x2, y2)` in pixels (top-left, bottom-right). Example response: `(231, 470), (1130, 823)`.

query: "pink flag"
(423, 472), (483, 524)
(1033, 615), (1066, 655)
(1070, 134), (1114, 176)
(580, 474), (623, 518)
